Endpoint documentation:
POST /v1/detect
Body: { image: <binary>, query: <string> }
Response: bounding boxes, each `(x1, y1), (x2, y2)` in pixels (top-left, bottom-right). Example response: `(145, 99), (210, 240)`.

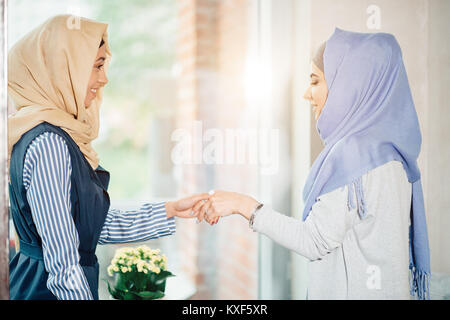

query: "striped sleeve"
(23, 132), (93, 300)
(98, 202), (176, 245)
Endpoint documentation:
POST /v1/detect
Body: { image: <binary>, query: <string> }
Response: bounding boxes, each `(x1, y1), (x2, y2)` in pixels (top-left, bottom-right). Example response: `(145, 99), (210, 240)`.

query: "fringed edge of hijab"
(409, 265), (430, 300)
(347, 176), (367, 219)
(346, 176), (431, 300)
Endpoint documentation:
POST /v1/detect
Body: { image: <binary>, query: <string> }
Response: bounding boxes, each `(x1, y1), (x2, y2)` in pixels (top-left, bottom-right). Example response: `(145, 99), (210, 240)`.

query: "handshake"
(164, 190), (261, 225)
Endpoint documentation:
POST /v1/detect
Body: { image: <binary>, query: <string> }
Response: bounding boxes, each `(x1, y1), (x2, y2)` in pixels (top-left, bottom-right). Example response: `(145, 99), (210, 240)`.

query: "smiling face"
(84, 42), (108, 108)
(303, 61), (328, 121)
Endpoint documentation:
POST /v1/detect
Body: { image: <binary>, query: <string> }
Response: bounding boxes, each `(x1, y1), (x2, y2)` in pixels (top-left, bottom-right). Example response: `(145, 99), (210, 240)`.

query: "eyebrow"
(96, 57), (106, 63)
(310, 73), (319, 78)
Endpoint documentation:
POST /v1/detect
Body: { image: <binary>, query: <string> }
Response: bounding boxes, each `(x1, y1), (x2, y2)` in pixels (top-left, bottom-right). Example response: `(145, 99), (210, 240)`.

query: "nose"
(98, 70), (108, 87)
(303, 86), (312, 101)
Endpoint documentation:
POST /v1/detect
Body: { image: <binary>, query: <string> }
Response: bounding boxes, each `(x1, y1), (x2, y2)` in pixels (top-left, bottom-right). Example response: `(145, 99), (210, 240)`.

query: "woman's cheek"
(310, 87), (317, 101)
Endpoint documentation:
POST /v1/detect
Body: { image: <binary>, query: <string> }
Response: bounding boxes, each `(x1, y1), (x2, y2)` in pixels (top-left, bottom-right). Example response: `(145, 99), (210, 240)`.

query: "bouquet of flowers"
(105, 245), (174, 300)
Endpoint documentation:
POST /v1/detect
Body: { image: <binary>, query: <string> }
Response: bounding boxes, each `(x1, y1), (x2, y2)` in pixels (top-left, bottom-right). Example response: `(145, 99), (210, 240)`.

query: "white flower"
(109, 246), (169, 278)
(107, 266), (114, 277)
(151, 267), (161, 274)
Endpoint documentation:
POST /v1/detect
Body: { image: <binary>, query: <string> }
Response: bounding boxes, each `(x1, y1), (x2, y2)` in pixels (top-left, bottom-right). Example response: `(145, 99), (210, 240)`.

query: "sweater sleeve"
(23, 132), (94, 300)
(252, 184), (352, 261)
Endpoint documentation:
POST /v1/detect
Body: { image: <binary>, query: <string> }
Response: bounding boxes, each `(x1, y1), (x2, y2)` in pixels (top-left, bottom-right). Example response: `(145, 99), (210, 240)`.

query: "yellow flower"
(121, 266), (128, 273)
(113, 266), (119, 272)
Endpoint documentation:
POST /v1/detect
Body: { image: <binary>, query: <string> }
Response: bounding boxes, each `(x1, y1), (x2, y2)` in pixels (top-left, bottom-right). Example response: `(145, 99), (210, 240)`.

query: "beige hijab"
(8, 14), (112, 170)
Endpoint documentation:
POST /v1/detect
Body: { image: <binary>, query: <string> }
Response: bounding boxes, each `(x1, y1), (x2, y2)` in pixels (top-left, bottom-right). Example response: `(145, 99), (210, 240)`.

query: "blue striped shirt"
(22, 131), (176, 300)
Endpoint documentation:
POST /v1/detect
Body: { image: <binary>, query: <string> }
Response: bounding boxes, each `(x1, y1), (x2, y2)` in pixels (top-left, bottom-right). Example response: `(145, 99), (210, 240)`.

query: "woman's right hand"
(192, 190), (260, 224)
(165, 193), (210, 219)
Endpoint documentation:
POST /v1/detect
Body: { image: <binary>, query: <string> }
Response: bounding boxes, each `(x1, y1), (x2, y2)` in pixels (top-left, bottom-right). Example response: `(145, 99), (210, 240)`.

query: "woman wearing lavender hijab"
(195, 28), (431, 300)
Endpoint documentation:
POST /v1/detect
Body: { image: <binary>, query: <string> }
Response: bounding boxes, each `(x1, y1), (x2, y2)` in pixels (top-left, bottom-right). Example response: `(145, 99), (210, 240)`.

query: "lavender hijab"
(302, 28), (430, 299)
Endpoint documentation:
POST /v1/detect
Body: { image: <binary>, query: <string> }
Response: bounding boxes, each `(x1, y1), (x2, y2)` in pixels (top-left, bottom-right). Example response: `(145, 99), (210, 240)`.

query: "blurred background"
(6, 0), (450, 299)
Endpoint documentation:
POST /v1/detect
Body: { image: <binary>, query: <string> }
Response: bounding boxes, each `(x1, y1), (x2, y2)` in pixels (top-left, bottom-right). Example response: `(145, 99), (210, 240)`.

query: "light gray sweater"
(252, 160), (412, 299)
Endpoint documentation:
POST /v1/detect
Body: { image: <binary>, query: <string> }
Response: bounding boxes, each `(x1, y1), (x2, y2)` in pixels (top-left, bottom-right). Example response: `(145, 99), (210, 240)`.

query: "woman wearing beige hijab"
(8, 15), (207, 300)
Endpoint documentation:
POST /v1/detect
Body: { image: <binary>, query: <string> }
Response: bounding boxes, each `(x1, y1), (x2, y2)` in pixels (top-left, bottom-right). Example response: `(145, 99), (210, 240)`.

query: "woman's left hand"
(165, 193), (210, 219)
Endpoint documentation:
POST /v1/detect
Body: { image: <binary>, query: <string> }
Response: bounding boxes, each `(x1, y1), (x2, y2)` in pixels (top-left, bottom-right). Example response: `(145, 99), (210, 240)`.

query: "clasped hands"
(165, 190), (260, 225)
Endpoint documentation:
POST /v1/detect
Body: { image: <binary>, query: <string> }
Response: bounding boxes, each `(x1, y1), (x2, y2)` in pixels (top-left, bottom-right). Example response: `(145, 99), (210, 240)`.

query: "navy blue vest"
(9, 122), (110, 300)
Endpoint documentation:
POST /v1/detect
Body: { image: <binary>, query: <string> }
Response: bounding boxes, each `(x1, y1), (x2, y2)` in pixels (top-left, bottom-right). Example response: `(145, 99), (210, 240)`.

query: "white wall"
(427, 0), (450, 274)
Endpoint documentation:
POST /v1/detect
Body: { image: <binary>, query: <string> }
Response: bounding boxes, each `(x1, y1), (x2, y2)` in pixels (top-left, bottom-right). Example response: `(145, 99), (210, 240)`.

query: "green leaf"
(123, 291), (137, 300)
(134, 290), (165, 300)
(155, 270), (175, 285)
(115, 273), (130, 291)
(104, 268), (175, 299)
(129, 271), (149, 291)
(104, 279), (122, 300)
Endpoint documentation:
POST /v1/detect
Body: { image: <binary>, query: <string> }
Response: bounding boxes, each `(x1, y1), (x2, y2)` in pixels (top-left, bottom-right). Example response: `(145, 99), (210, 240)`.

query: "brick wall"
(175, 0), (258, 299)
